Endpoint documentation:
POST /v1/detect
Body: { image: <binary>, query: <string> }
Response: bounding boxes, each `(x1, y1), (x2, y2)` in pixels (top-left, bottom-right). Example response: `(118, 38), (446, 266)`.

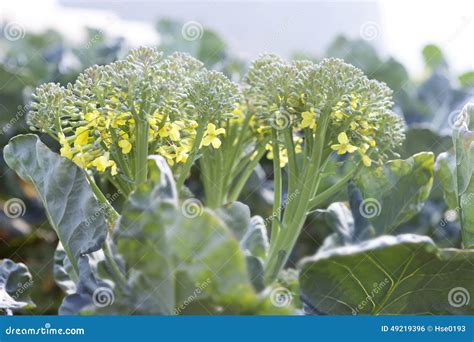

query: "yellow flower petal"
(118, 140), (132, 154)
(337, 132), (349, 144)
(211, 137), (222, 149)
(362, 154), (372, 167)
(74, 127), (90, 147)
(346, 144), (358, 153)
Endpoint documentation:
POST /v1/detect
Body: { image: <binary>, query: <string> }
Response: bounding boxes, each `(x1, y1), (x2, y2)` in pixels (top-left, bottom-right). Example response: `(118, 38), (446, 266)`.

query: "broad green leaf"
(316, 184), (372, 253)
(299, 234), (474, 315)
(53, 243), (120, 315)
(52, 156), (174, 315)
(401, 126), (452, 158)
(217, 203), (270, 291)
(115, 188), (175, 315)
(0, 259), (34, 313)
(437, 103), (474, 248)
(435, 152), (458, 209)
(241, 216), (269, 260)
(115, 158), (283, 314)
(317, 202), (354, 250)
(216, 202), (251, 241)
(356, 152), (434, 234)
(53, 245), (77, 296)
(3, 134), (107, 271)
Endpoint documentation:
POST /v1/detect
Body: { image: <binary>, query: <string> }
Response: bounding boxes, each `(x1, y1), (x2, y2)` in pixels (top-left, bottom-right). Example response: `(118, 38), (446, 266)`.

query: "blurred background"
(1, 0), (474, 314)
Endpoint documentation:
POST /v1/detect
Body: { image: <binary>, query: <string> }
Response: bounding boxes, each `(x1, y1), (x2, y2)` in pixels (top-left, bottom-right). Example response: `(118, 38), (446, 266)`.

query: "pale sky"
(1, 0), (473, 75)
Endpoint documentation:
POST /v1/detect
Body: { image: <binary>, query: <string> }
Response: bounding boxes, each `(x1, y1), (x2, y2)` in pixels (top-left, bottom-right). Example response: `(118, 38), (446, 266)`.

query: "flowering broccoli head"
(28, 47), (240, 184)
(244, 55), (405, 168)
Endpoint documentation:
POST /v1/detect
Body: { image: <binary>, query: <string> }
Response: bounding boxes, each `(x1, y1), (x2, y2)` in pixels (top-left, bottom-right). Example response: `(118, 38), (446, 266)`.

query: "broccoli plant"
(244, 55), (404, 284)
(4, 47), (474, 316)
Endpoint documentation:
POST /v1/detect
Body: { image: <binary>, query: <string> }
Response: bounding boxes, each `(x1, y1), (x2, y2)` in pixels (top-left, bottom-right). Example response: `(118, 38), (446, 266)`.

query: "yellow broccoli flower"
(72, 153), (89, 169)
(157, 146), (175, 166)
(230, 104), (245, 124)
(175, 145), (190, 164)
(58, 133), (73, 159)
(300, 110), (317, 130)
(202, 123), (225, 149)
(331, 110), (345, 121)
(265, 143), (289, 168)
(111, 112), (130, 128)
(74, 126), (90, 147)
(85, 110), (100, 122)
(159, 122), (181, 141)
(279, 148), (289, 168)
(361, 154), (372, 167)
(92, 153), (118, 175)
(331, 132), (358, 155)
(118, 139), (132, 154)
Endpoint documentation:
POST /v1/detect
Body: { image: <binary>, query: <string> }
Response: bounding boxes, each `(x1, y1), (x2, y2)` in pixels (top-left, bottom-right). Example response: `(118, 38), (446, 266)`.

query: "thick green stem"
(103, 239), (127, 286)
(85, 172), (119, 226)
(85, 173), (127, 286)
(134, 119), (149, 185)
(264, 112), (331, 285)
(308, 165), (360, 210)
(270, 129), (282, 243)
(283, 128), (298, 195)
